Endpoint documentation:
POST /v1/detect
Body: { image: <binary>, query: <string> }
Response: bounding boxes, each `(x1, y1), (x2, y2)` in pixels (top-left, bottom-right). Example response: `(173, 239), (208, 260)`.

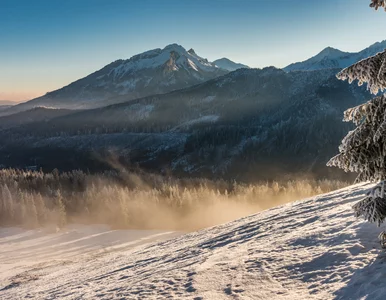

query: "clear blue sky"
(1, 0), (386, 101)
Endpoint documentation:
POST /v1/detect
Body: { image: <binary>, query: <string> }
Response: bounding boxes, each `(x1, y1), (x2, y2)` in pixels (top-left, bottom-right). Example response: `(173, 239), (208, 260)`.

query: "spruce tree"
(328, 0), (386, 246)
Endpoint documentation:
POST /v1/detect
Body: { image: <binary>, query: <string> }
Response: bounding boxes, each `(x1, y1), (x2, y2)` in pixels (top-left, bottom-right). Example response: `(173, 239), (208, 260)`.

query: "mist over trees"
(0, 168), (347, 230)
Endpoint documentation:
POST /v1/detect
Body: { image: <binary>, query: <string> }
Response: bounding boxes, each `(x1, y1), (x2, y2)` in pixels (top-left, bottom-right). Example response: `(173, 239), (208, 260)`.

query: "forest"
(0, 168), (347, 230)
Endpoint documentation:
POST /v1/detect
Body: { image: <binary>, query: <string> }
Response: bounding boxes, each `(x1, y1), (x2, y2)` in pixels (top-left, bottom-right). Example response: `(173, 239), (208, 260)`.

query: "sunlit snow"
(2, 183), (386, 299)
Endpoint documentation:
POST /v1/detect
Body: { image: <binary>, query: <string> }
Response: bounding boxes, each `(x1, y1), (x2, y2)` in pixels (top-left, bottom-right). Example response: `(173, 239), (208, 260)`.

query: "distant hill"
(0, 107), (76, 129)
(0, 100), (17, 106)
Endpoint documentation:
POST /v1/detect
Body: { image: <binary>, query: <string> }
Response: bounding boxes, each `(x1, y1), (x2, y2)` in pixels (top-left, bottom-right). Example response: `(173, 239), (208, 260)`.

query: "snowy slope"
(0, 226), (181, 293)
(285, 40), (386, 72)
(2, 183), (385, 299)
(213, 58), (249, 71)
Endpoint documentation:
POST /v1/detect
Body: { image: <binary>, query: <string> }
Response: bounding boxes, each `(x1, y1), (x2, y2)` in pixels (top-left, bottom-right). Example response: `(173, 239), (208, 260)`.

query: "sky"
(1, 0), (386, 101)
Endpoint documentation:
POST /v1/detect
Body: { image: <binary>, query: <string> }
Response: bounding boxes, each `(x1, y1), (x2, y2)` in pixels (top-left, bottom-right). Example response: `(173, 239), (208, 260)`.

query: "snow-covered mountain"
(2, 44), (228, 115)
(213, 57), (249, 71)
(284, 40), (386, 72)
(2, 183), (384, 299)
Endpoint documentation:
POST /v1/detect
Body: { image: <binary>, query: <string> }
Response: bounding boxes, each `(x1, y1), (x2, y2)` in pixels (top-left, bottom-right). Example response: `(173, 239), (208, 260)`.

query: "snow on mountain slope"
(109, 44), (219, 76)
(2, 183), (385, 299)
(2, 44), (227, 115)
(213, 58), (250, 71)
(285, 40), (386, 72)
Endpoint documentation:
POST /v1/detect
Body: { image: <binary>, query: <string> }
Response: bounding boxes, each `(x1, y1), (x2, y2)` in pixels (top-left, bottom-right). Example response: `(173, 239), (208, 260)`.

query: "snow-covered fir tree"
(328, 1), (386, 244)
(370, 0), (386, 10)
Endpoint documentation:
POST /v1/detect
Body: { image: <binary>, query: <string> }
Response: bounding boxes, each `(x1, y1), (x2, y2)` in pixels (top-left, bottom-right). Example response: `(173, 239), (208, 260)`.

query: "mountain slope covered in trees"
(3, 40), (386, 180)
(0, 67), (370, 180)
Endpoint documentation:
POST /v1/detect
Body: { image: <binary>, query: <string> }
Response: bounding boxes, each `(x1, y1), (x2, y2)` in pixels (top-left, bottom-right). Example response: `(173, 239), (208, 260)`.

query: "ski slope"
(2, 183), (386, 299)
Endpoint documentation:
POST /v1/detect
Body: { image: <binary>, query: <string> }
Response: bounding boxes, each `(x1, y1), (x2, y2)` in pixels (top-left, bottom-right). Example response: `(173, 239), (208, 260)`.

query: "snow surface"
(0, 225), (181, 297)
(108, 44), (220, 79)
(2, 183), (386, 299)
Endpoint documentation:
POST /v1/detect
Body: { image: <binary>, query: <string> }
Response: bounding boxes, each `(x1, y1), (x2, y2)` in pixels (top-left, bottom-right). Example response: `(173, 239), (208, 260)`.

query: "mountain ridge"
(213, 57), (249, 71)
(1, 44), (229, 115)
(284, 40), (386, 72)
(0, 100), (17, 106)
(4, 40), (385, 117)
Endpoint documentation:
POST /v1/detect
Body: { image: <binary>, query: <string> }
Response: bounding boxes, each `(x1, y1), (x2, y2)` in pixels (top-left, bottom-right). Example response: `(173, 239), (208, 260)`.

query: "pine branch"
(337, 51), (386, 95)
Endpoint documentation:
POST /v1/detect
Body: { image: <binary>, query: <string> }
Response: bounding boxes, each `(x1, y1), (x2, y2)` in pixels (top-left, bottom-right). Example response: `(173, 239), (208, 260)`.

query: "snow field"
(2, 183), (386, 299)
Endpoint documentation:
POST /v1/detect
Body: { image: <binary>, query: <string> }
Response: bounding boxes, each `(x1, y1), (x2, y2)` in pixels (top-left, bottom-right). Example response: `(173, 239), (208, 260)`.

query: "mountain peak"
(284, 40), (386, 72)
(163, 43), (186, 53)
(187, 48), (196, 55)
(5, 43), (228, 113)
(216, 57), (232, 63)
(317, 46), (345, 57)
(213, 58), (249, 71)
(367, 39), (386, 49)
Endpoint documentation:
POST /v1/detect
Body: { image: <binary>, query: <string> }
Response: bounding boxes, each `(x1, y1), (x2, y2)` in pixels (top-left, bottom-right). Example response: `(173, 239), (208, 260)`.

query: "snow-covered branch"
(327, 95), (386, 182)
(337, 50), (386, 95)
(370, 0), (386, 10)
(353, 181), (386, 226)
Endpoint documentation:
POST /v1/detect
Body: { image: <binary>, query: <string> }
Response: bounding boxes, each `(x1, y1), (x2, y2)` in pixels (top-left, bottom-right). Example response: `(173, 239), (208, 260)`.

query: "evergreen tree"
(328, 0), (386, 245)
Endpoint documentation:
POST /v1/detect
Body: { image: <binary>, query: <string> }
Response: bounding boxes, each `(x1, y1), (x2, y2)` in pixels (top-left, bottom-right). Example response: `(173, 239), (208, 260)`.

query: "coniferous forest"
(0, 168), (347, 230)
